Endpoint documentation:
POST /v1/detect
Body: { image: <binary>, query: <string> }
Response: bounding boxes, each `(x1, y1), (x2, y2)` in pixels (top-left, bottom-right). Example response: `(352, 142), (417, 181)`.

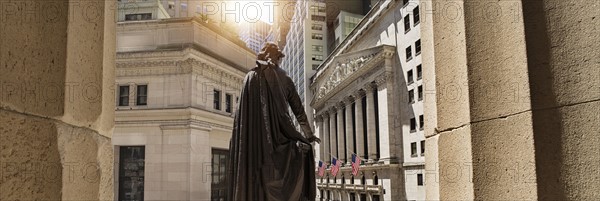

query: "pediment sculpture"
(316, 54), (375, 101)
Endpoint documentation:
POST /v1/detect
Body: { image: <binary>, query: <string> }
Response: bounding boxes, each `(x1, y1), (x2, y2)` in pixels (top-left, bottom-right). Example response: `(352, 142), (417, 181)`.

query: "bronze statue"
(228, 42), (321, 201)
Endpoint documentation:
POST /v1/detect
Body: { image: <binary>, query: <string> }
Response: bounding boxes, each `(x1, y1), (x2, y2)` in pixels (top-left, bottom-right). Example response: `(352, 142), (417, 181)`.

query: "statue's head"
(258, 42), (285, 65)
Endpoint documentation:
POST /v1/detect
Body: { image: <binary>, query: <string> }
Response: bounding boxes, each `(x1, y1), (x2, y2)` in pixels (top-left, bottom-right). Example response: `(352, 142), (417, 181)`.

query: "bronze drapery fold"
(227, 61), (316, 201)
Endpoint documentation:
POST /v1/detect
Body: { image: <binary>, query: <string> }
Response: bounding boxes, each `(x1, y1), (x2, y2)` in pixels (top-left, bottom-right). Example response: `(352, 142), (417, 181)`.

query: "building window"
(225, 93), (232, 113)
(411, 142), (417, 157)
(418, 85), (423, 101)
(312, 54), (323, 61)
(404, 15), (411, 33)
(214, 89), (221, 110)
(403, 0), (410, 7)
(136, 85), (147, 106)
(310, 5), (326, 14)
(125, 13), (152, 21)
(312, 33), (323, 40)
(415, 39), (421, 55)
(119, 85), (129, 106)
(118, 146), (145, 201)
(421, 140), (425, 156)
(408, 89), (415, 103)
(407, 70), (414, 84)
(406, 46), (412, 61)
(410, 118), (416, 132)
(211, 149), (229, 201)
(417, 173), (424, 186)
(180, 3), (187, 10)
(311, 15), (326, 22)
(419, 115), (424, 130)
(414, 6), (420, 25)
(312, 45), (323, 52)
(417, 64), (423, 80)
(312, 24), (323, 31)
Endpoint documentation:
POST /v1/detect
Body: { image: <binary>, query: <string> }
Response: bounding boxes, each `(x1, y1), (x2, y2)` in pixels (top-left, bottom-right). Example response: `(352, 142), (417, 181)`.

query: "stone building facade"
(310, 0), (426, 200)
(113, 18), (255, 200)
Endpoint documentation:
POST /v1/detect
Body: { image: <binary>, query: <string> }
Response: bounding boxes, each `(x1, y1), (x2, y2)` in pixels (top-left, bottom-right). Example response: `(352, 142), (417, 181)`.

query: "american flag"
(331, 157), (341, 177)
(351, 154), (361, 176)
(318, 161), (326, 177)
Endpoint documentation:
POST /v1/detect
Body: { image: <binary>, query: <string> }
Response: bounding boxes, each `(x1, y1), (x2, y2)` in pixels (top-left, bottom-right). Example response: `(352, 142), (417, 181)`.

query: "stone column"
(425, 0), (600, 200)
(329, 108), (338, 159)
(323, 112), (330, 163)
(344, 97), (355, 165)
(0, 0), (116, 200)
(375, 75), (392, 164)
(316, 115), (324, 161)
(337, 103), (346, 162)
(364, 84), (378, 161)
(354, 91), (366, 159)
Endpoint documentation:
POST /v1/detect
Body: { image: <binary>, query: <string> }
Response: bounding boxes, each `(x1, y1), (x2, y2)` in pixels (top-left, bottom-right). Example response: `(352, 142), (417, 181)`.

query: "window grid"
(214, 89), (221, 110)
(119, 85), (129, 106)
(136, 85), (147, 106)
(411, 142), (417, 157)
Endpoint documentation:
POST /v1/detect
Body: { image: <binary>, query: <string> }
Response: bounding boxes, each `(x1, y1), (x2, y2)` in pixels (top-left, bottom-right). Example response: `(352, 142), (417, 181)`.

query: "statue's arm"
(285, 76), (321, 144)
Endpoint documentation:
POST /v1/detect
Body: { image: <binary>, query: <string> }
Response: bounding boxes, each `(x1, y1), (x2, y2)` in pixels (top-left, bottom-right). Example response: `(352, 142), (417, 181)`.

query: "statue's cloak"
(227, 61), (316, 201)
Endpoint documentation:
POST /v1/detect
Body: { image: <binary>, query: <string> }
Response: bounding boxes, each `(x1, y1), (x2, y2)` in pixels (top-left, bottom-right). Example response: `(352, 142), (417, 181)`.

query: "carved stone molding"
(117, 53), (245, 90)
(311, 45), (397, 109)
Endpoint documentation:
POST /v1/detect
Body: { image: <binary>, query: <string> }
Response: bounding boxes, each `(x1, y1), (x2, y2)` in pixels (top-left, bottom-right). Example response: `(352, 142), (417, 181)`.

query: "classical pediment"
(311, 45), (396, 107)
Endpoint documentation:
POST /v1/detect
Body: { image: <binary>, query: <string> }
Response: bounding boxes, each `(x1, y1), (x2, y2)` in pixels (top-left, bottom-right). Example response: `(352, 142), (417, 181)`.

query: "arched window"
(374, 175), (379, 185)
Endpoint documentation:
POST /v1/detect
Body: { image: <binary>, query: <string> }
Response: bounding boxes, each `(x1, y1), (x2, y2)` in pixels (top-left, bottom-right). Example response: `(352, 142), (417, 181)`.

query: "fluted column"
(365, 84), (378, 161)
(375, 75), (392, 164)
(322, 112), (330, 163)
(316, 115), (324, 161)
(337, 103), (346, 162)
(329, 108), (338, 159)
(344, 97), (355, 165)
(354, 91), (366, 159)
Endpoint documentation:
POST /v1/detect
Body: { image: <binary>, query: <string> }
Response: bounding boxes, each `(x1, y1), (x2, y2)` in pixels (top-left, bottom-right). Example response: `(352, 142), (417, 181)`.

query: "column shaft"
(323, 114), (330, 163)
(329, 111), (337, 160)
(337, 106), (346, 162)
(355, 93), (366, 159)
(365, 87), (378, 161)
(345, 100), (355, 164)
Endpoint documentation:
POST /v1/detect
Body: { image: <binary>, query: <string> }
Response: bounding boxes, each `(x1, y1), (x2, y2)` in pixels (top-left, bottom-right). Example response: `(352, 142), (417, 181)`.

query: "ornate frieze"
(117, 50), (245, 90)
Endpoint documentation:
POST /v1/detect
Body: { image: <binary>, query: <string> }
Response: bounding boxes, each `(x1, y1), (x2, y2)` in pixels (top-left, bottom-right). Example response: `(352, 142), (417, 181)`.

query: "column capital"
(363, 82), (377, 92)
(337, 102), (346, 110)
(328, 106), (338, 114)
(353, 90), (366, 100)
(343, 95), (356, 105)
(315, 115), (323, 122)
(375, 73), (391, 87)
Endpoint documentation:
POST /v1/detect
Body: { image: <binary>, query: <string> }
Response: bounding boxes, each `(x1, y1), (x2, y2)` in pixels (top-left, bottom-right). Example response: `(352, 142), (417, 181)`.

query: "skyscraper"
(239, 21), (272, 54)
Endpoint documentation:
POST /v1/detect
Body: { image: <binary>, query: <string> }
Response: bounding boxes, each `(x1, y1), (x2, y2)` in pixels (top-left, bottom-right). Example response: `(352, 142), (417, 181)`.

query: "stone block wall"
(0, 0), (116, 200)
